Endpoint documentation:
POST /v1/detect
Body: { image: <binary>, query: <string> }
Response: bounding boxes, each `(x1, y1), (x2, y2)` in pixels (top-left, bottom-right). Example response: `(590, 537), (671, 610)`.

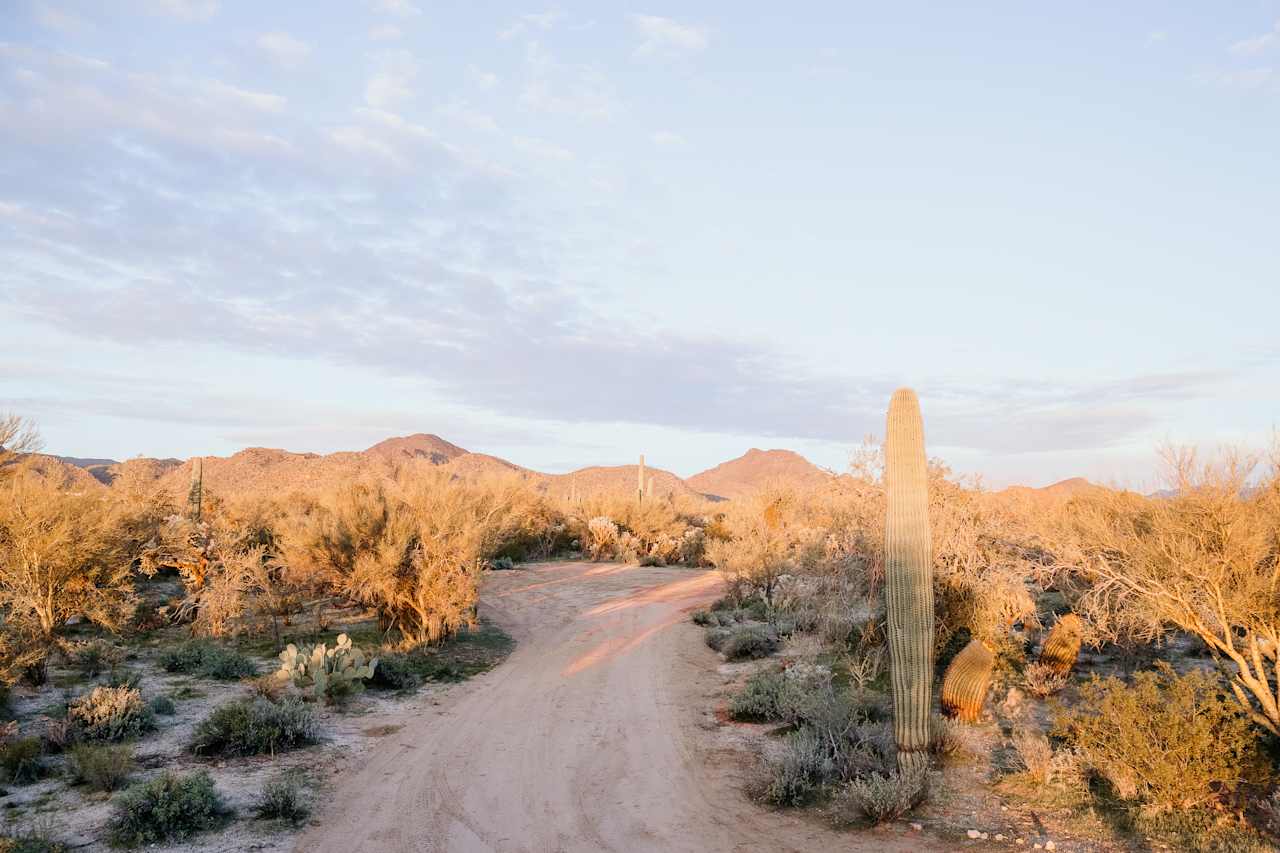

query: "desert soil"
(296, 561), (934, 853)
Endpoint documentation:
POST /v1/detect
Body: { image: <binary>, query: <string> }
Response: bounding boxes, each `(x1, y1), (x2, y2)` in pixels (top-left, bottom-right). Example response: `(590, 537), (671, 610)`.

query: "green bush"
(67, 686), (155, 742)
(158, 640), (257, 680)
(830, 766), (928, 826)
(729, 670), (786, 721)
(191, 697), (318, 757)
(0, 824), (68, 853)
(764, 728), (831, 806)
(255, 772), (310, 823)
(1053, 663), (1268, 810)
(62, 639), (125, 679)
(690, 610), (713, 627)
(367, 654), (421, 691)
(720, 625), (779, 661)
(67, 742), (133, 791)
(148, 695), (176, 716)
(107, 771), (229, 847)
(0, 737), (43, 784)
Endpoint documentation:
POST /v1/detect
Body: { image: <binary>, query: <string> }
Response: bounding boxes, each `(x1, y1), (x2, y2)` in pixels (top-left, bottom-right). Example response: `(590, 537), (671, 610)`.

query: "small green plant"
(255, 772), (310, 824)
(488, 556), (515, 571)
(690, 609), (713, 627)
(0, 821), (68, 853)
(0, 736), (43, 784)
(1053, 663), (1268, 810)
(763, 727), (831, 806)
(67, 686), (155, 742)
(274, 633), (377, 702)
(190, 697), (318, 757)
(719, 625), (778, 661)
(61, 638), (125, 679)
(830, 766), (928, 825)
(108, 771), (229, 847)
(367, 654), (420, 691)
(147, 695), (176, 716)
(729, 670), (787, 721)
(67, 742), (133, 791)
(158, 640), (257, 680)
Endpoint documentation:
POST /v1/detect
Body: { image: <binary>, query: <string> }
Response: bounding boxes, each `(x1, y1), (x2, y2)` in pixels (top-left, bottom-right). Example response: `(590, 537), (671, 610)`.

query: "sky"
(1, 1), (1278, 489)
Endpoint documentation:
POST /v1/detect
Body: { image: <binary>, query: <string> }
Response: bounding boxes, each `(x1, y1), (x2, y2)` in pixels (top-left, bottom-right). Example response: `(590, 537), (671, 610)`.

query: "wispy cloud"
(34, 3), (91, 32)
(499, 8), (564, 40)
(520, 42), (619, 121)
(513, 134), (574, 161)
(629, 14), (708, 56)
(255, 31), (312, 69)
(147, 0), (219, 21)
(650, 130), (684, 147)
(369, 0), (421, 18)
(1230, 20), (1279, 56)
(364, 49), (419, 108)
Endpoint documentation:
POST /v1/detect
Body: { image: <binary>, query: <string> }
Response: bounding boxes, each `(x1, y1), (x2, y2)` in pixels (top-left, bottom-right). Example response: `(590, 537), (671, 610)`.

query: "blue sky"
(1, 1), (1277, 488)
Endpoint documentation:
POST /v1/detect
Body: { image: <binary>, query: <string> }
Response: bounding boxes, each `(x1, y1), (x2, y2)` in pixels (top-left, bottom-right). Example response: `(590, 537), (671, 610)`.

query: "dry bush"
(1053, 663), (1268, 810)
(1023, 662), (1070, 698)
(706, 486), (825, 605)
(586, 516), (619, 560)
(277, 472), (534, 645)
(0, 474), (135, 680)
(1011, 727), (1054, 784)
(566, 492), (708, 564)
(1052, 446), (1280, 734)
(68, 686), (156, 742)
(830, 765), (928, 825)
(0, 414), (41, 481)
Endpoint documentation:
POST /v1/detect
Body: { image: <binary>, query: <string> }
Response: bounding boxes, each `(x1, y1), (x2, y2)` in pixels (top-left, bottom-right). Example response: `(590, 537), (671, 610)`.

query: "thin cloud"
(650, 130), (684, 147)
(1230, 20), (1278, 56)
(364, 49), (419, 108)
(256, 31), (312, 69)
(147, 0), (219, 20)
(499, 8), (564, 40)
(629, 14), (708, 56)
(370, 0), (421, 18)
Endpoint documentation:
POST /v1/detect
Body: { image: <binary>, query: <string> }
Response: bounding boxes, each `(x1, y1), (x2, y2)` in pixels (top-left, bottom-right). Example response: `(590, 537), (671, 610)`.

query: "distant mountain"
(364, 433), (468, 464)
(551, 464), (701, 501)
(21, 454), (106, 491)
(1000, 477), (1105, 501)
(57, 456), (119, 468)
(687, 448), (831, 500)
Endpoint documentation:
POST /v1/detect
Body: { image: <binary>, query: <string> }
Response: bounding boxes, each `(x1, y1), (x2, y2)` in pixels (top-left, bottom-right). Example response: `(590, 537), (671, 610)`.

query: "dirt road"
(298, 561), (930, 853)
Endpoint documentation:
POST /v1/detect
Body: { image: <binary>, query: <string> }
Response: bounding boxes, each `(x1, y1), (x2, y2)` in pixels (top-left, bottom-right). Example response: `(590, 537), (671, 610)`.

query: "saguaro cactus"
(940, 638), (995, 722)
(187, 457), (203, 521)
(1039, 613), (1083, 676)
(884, 388), (935, 773)
(638, 454), (646, 504)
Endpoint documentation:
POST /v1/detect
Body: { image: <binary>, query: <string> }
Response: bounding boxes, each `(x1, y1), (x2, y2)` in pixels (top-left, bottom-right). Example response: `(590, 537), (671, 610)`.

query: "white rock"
(910, 823), (922, 832)
(968, 830), (982, 839)
(1045, 843), (1056, 851)
(1034, 845), (1042, 850)
(995, 835), (1006, 841)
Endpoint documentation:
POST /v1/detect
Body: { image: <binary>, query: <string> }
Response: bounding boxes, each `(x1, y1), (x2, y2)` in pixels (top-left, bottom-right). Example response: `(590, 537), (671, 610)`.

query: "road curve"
(297, 561), (930, 853)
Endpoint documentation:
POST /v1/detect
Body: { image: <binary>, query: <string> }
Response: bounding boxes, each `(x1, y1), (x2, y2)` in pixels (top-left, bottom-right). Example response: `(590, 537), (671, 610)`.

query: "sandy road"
(298, 561), (930, 853)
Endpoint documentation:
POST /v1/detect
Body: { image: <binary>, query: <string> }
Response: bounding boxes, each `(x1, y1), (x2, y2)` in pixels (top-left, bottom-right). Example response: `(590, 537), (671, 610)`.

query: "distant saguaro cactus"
(940, 638), (994, 722)
(638, 454), (646, 504)
(1039, 613), (1083, 676)
(187, 457), (203, 521)
(884, 388), (935, 774)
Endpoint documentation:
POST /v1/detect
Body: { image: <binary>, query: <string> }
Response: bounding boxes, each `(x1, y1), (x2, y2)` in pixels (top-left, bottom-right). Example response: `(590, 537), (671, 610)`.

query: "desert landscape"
(4, 3), (1279, 852)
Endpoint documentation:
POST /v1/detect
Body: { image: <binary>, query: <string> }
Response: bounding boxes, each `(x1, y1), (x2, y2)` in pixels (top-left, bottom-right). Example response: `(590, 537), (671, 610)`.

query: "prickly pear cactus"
(1039, 613), (1083, 676)
(884, 388), (935, 774)
(940, 638), (995, 723)
(275, 633), (378, 701)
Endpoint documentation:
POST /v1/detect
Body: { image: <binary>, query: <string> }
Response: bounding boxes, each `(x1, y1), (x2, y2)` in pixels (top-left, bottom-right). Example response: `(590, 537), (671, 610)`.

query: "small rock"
(1034, 845), (1042, 850)
(1045, 843), (1056, 851)
(1001, 686), (1025, 713)
(910, 823), (922, 832)
(1001, 805), (1008, 811)
(968, 830), (982, 839)
(981, 833), (990, 840)
(996, 835), (1006, 841)
(1016, 840), (1025, 846)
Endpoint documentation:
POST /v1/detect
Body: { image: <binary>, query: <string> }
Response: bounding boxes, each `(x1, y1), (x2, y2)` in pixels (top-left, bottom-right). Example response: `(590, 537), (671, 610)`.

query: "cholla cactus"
(940, 638), (995, 722)
(1039, 613), (1083, 676)
(587, 516), (619, 560)
(275, 633), (377, 702)
(883, 388), (935, 773)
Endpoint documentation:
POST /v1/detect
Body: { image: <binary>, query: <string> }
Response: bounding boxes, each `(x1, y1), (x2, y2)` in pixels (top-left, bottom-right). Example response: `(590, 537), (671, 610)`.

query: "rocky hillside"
(687, 448), (831, 500)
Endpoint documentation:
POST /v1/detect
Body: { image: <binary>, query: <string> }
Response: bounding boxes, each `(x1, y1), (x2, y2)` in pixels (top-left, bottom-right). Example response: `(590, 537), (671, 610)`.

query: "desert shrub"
(157, 639), (257, 680)
(690, 609), (712, 627)
(586, 516), (619, 560)
(368, 653), (420, 690)
(60, 638), (125, 679)
(67, 686), (155, 742)
(0, 475), (135, 670)
(190, 696), (318, 757)
(277, 475), (525, 646)
(719, 625), (779, 661)
(764, 727), (832, 806)
(706, 488), (810, 606)
(0, 736), (43, 784)
(1053, 663), (1267, 810)
(1010, 727), (1054, 784)
(0, 823), (68, 853)
(67, 742), (133, 791)
(488, 556), (515, 571)
(1053, 447), (1280, 734)
(1023, 662), (1070, 698)
(255, 772), (310, 823)
(830, 766), (928, 825)
(704, 626), (732, 652)
(106, 669), (141, 690)
(930, 715), (970, 759)
(108, 771), (229, 847)
(148, 695), (176, 716)
(729, 670), (787, 721)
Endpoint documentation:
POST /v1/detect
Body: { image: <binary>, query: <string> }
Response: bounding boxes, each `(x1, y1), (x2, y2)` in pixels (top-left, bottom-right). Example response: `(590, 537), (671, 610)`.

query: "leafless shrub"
(1023, 662), (1069, 698)
(830, 765), (929, 825)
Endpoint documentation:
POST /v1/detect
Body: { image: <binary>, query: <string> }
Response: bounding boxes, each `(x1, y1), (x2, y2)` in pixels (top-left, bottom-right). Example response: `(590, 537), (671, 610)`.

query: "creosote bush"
(67, 686), (155, 742)
(67, 742), (133, 791)
(0, 736), (43, 784)
(1023, 662), (1070, 698)
(108, 771), (229, 848)
(190, 696), (318, 757)
(158, 640), (257, 680)
(719, 625), (779, 661)
(1053, 663), (1269, 810)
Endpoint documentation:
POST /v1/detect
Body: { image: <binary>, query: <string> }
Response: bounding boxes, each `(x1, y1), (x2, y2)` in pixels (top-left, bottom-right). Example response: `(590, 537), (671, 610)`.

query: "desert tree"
(1054, 445), (1280, 734)
(0, 413), (42, 481)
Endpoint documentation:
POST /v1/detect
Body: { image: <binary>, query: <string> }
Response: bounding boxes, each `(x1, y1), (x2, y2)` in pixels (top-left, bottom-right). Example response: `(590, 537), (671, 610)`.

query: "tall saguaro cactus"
(187, 456), (204, 522)
(884, 388), (935, 774)
(637, 454), (646, 504)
